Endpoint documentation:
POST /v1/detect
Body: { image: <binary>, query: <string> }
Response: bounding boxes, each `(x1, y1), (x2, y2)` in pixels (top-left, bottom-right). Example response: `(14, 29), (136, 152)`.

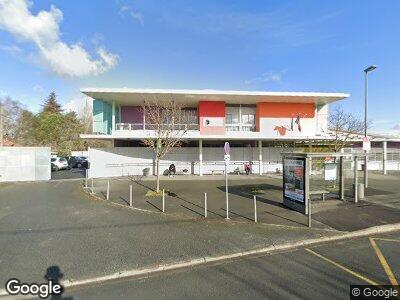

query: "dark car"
(68, 156), (88, 168)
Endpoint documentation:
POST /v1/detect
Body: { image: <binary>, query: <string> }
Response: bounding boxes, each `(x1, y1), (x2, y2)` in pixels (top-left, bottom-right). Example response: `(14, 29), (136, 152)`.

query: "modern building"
(81, 88), (351, 177)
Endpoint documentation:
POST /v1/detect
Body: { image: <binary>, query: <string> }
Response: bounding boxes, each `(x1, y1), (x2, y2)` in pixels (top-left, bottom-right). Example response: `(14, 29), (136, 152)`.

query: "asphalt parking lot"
(51, 168), (86, 180)
(65, 231), (400, 299)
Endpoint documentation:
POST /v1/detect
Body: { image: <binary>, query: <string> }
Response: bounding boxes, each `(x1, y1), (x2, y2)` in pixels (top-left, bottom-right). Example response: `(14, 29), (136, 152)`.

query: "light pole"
(363, 65), (377, 188)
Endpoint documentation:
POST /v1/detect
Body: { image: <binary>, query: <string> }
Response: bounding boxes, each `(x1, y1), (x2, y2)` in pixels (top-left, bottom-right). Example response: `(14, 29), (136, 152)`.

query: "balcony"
(225, 124), (256, 132)
(116, 123), (200, 131)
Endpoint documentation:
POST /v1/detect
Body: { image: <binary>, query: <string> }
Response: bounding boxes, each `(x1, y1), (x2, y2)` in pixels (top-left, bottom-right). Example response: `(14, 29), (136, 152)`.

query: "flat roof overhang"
(81, 88), (349, 106)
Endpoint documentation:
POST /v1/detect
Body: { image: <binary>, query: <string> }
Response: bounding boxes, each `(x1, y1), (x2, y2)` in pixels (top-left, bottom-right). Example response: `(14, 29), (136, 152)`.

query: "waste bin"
(143, 168), (150, 176)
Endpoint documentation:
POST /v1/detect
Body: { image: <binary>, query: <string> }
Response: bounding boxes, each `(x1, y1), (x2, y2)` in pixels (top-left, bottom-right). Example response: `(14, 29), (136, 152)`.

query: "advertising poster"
(324, 163), (337, 181)
(283, 158), (305, 203)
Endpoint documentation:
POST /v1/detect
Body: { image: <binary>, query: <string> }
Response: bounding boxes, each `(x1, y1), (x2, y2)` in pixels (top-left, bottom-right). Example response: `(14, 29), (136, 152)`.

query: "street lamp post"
(363, 65), (377, 188)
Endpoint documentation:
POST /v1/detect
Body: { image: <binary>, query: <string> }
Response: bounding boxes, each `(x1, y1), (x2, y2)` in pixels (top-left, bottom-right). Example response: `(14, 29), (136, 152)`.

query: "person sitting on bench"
(169, 164), (176, 177)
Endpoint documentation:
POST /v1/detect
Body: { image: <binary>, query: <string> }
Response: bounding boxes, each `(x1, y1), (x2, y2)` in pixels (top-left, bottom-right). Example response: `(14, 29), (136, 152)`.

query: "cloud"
(0, 0), (118, 77)
(0, 44), (23, 56)
(244, 71), (285, 85)
(63, 96), (93, 118)
(392, 123), (400, 130)
(119, 5), (144, 25)
(32, 84), (44, 93)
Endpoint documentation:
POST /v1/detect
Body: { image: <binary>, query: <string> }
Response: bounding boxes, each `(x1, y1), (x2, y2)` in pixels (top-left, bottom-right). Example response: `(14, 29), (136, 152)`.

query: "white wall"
(71, 151), (88, 157)
(0, 147), (51, 182)
(88, 146), (291, 178)
(259, 117), (317, 138)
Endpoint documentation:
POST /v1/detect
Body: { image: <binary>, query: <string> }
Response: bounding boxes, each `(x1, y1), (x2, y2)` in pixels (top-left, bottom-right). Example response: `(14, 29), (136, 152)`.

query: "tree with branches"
(41, 92), (63, 114)
(327, 105), (365, 152)
(141, 98), (188, 192)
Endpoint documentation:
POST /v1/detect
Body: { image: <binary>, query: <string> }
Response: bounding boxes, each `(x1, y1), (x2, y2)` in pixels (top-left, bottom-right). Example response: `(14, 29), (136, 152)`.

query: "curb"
(2, 222), (398, 297)
(60, 222), (400, 288)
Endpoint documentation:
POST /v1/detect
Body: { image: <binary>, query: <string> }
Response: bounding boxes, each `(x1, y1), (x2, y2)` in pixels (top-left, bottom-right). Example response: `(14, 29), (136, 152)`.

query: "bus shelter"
(281, 152), (367, 226)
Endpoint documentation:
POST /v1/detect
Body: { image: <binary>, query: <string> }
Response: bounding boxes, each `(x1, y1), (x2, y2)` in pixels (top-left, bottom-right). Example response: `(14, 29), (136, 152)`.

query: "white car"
(51, 157), (70, 171)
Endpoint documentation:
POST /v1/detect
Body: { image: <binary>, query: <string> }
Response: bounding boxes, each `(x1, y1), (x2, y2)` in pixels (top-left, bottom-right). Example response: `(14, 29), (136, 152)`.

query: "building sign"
(202, 117), (224, 127)
(283, 158), (305, 203)
(363, 136), (371, 151)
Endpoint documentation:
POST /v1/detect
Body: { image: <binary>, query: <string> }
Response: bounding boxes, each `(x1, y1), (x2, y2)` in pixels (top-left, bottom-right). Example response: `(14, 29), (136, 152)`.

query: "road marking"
(369, 237), (399, 286)
(373, 237), (400, 243)
(305, 248), (379, 285)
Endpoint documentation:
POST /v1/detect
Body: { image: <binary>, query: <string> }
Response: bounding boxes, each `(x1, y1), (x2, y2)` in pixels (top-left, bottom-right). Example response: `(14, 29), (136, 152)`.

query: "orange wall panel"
(257, 102), (315, 118)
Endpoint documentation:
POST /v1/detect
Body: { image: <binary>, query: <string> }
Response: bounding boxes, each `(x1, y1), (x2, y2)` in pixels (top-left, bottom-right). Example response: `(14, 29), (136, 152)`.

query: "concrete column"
(258, 140), (262, 175)
(112, 101), (116, 133)
(382, 141), (387, 175)
(199, 139), (203, 176)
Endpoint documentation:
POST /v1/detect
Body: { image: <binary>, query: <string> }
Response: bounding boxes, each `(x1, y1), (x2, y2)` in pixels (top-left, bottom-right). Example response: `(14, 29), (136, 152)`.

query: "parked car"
(51, 157), (70, 171)
(68, 156), (88, 168)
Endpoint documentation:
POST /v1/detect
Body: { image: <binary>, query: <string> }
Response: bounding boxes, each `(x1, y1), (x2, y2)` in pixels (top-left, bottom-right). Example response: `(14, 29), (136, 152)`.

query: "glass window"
(248, 114), (255, 124)
(226, 114), (232, 124)
(226, 106), (239, 124)
(242, 114), (255, 124)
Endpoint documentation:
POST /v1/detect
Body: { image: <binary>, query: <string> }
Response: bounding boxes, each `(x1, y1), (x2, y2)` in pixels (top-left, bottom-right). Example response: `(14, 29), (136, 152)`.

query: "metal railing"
(225, 124), (256, 132)
(116, 123), (199, 131)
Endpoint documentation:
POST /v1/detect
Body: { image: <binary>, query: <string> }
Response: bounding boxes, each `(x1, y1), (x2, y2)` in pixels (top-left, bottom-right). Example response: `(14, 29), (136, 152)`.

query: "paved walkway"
(0, 180), (342, 287)
(89, 176), (333, 229)
(88, 172), (400, 231)
(1, 172), (399, 289)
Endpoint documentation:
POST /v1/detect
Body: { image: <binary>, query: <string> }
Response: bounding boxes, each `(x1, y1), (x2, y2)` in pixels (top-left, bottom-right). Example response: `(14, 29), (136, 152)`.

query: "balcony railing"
(226, 124), (256, 132)
(116, 123), (199, 131)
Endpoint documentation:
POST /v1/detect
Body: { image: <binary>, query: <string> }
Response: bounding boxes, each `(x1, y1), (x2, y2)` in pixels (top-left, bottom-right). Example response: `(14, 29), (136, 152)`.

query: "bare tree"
(141, 97), (188, 192)
(327, 105), (365, 152)
(0, 96), (25, 142)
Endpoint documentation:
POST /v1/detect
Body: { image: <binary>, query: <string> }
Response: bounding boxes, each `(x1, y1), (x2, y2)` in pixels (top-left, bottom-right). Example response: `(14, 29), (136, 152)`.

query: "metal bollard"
(308, 196), (312, 228)
(204, 192), (207, 218)
(253, 195), (257, 223)
(129, 184), (133, 207)
(91, 178), (94, 194)
(85, 169), (88, 188)
(106, 180), (110, 200)
(162, 189), (165, 213)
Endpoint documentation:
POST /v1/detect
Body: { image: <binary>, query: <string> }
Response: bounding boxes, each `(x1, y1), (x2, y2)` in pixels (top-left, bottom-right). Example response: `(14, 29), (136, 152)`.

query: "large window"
(226, 105), (255, 131)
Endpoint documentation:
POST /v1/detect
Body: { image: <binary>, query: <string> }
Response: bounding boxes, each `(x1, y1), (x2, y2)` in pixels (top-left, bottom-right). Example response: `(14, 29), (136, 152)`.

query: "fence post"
(129, 184), (133, 207)
(253, 195), (257, 223)
(308, 195), (312, 228)
(204, 192), (207, 218)
(106, 180), (110, 200)
(91, 178), (94, 194)
(162, 189), (165, 213)
(354, 156), (358, 203)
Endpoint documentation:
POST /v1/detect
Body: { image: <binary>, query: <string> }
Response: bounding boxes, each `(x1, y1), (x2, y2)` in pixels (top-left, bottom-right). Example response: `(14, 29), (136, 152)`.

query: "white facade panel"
(259, 117), (317, 138)
(87, 146), (293, 178)
(0, 147), (51, 182)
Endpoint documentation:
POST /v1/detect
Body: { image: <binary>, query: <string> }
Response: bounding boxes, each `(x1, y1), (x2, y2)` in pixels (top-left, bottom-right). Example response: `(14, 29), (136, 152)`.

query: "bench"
(211, 170), (225, 175)
(234, 167), (245, 175)
(310, 190), (330, 201)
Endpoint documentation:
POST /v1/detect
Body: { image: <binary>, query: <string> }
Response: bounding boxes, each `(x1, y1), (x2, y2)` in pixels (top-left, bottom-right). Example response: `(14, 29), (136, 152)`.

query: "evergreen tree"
(41, 92), (63, 114)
